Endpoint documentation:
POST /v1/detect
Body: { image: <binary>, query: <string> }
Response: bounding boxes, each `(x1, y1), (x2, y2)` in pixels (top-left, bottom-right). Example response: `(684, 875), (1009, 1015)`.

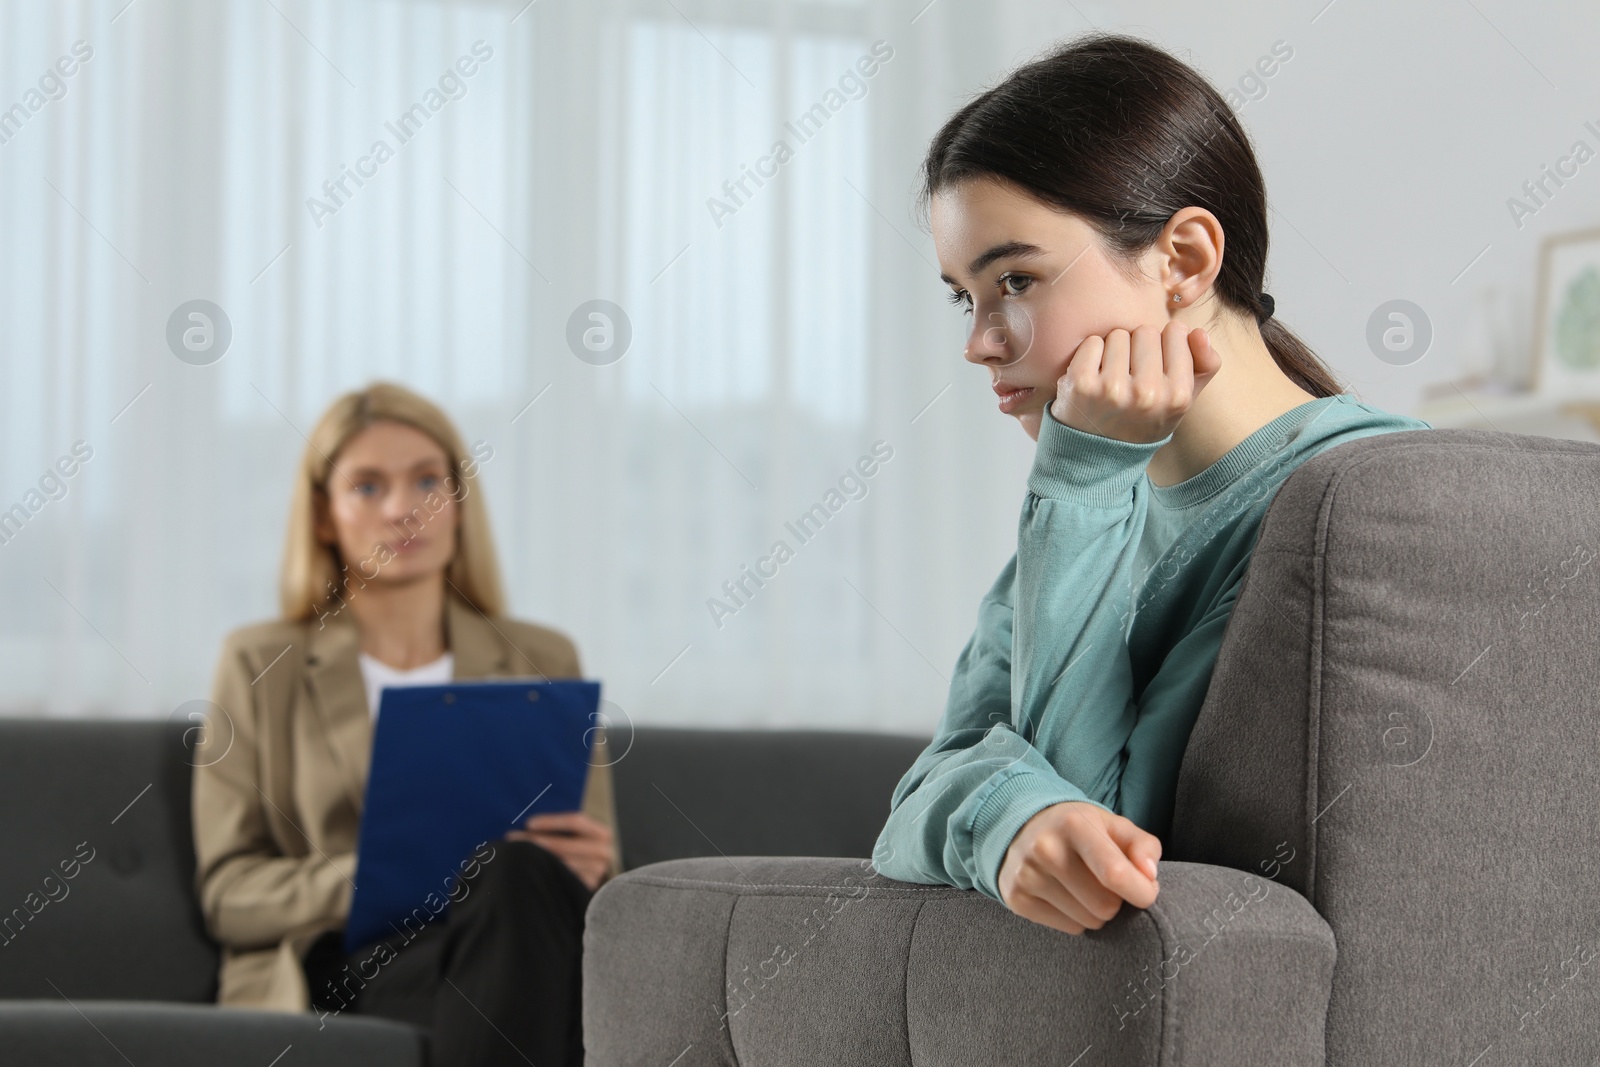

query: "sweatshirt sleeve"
(873, 404), (1169, 900)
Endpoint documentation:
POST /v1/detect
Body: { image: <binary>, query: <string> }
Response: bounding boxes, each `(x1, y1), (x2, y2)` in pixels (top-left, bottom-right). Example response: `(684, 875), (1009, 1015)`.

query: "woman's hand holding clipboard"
(506, 811), (614, 890)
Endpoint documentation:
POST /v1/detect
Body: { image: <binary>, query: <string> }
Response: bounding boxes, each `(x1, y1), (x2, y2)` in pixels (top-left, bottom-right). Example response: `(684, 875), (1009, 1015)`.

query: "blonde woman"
(192, 381), (616, 1067)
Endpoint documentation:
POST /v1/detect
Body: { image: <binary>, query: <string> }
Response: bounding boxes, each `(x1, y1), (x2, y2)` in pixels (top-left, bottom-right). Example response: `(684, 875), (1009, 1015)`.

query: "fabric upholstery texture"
(1170, 427), (1600, 1066)
(583, 856), (1336, 1066)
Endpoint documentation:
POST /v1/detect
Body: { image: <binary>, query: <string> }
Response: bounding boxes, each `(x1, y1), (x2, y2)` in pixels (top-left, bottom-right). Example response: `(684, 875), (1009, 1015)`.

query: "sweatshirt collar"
(1149, 395), (1343, 510)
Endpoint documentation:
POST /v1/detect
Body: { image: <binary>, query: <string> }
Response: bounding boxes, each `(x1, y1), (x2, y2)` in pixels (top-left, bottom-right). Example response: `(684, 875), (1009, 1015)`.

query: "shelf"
(1413, 390), (1600, 443)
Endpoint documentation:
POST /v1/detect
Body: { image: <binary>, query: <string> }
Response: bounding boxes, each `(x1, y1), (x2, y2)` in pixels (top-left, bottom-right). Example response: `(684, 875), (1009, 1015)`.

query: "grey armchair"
(583, 427), (1600, 1066)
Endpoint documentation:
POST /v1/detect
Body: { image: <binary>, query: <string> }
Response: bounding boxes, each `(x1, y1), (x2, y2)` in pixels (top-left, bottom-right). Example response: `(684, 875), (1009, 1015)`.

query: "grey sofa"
(582, 427), (1600, 1066)
(0, 720), (926, 1065)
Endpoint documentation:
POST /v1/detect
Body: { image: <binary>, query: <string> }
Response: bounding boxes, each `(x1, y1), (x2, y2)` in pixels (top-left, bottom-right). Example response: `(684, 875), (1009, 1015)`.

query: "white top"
(358, 651), (454, 719)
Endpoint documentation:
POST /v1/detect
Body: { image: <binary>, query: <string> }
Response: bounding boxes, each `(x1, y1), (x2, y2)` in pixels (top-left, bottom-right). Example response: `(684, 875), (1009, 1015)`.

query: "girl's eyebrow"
(940, 240), (1048, 286)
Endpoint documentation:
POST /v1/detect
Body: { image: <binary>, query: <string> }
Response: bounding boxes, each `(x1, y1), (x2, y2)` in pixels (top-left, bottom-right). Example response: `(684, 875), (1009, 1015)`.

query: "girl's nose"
(965, 311), (1009, 365)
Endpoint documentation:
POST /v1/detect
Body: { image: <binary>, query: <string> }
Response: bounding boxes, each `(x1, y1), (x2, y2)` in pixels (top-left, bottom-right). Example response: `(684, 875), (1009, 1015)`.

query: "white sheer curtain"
(6, 0), (1563, 730)
(0, 0), (1037, 731)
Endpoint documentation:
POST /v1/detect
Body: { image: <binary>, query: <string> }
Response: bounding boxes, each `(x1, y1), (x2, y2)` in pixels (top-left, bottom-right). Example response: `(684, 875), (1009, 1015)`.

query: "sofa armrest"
(0, 1002), (424, 1067)
(583, 856), (1335, 1067)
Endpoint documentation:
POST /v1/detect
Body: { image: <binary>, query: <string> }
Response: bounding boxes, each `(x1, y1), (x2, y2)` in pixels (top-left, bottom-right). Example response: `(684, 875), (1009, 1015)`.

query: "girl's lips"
(996, 386), (1035, 414)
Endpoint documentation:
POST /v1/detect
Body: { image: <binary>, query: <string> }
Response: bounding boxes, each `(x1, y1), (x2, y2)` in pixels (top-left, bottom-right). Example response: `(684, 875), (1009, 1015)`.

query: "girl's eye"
(419, 475), (440, 491)
(355, 482), (380, 498)
(947, 274), (1028, 312)
(1000, 273), (1032, 296)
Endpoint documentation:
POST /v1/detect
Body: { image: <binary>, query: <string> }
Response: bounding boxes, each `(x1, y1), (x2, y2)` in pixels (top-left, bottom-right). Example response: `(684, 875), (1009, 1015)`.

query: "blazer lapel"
(445, 593), (514, 680)
(303, 608), (374, 811)
(304, 593), (519, 809)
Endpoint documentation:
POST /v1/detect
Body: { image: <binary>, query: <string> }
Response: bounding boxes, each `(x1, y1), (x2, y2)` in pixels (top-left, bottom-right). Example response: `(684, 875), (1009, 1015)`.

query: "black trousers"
(304, 840), (593, 1067)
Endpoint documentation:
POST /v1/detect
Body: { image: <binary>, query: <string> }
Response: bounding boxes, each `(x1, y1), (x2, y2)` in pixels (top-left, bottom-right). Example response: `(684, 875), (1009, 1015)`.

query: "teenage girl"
(872, 32), (1430, 936)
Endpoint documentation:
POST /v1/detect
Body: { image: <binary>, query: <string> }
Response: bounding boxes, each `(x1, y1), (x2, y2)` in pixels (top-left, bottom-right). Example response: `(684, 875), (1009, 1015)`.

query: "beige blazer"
(191, 592), (619, 1013)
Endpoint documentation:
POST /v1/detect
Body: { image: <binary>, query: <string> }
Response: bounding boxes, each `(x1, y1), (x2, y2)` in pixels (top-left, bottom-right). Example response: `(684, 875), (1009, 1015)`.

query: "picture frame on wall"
(1531, 225), (1600, 401)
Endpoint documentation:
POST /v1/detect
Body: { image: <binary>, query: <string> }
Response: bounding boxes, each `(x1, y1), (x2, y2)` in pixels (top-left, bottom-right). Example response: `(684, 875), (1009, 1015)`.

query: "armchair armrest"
(583, 856), (1334, 1066)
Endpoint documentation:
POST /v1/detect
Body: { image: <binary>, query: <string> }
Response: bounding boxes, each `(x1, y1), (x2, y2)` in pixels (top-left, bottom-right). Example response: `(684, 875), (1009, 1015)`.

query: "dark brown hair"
(916, 32), (1343, 398)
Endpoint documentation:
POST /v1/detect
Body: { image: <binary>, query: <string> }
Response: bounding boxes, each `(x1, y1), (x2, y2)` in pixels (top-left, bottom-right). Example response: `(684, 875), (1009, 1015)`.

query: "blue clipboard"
(344, 678), (599, 952)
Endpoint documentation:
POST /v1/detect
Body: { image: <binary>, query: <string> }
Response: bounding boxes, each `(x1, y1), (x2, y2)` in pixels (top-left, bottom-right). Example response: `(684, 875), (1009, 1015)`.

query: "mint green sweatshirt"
(872, 393), (1432, 901)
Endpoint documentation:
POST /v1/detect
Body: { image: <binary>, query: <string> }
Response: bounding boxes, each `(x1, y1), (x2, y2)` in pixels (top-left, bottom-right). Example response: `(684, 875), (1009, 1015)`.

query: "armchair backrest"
(1171, 427), (1600, 1065)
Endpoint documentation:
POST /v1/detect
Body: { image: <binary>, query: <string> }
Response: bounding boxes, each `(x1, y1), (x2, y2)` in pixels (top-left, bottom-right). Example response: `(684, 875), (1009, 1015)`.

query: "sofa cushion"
(611, 728), (927, 869)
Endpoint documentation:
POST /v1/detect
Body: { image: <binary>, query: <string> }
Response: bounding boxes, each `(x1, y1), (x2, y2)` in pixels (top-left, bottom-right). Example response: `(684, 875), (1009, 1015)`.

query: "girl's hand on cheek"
(1050, 322), (1220, 444)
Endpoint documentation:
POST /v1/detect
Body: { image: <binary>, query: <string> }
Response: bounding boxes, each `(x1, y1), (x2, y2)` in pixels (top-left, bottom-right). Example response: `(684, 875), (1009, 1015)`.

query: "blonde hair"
(279, 381), (505, 621)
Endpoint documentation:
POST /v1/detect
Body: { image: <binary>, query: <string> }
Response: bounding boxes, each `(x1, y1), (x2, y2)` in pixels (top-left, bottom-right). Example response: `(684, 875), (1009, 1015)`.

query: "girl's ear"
(1159, 207), (1225, 298)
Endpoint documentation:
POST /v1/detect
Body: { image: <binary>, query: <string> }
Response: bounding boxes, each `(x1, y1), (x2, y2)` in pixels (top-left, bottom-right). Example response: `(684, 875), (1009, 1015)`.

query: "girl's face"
(932, 176), (1171, 441)
(316, 420), (460, 588)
